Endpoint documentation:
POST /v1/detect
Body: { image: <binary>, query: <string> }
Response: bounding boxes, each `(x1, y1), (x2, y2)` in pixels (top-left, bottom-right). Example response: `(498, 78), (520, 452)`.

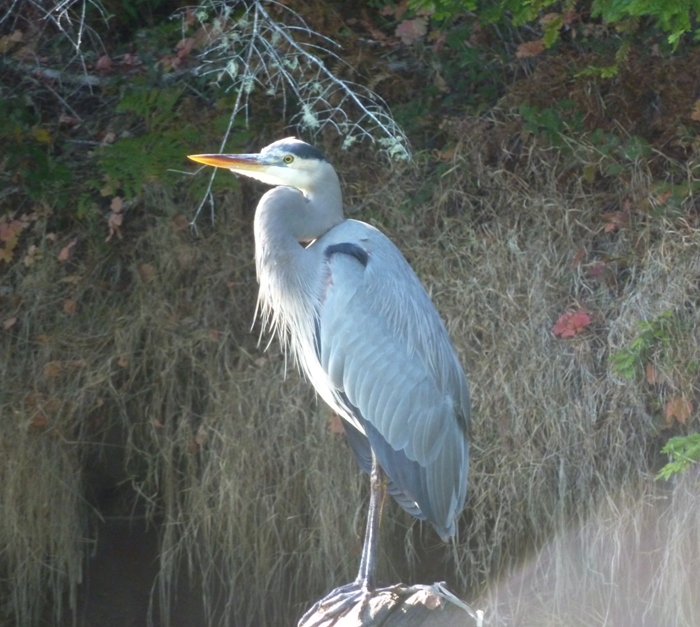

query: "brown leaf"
(602, 211), (629, 233)
(664, 397), (692, 427)
(106, 210), (123, 242)
(3, 317), (17, 330)
(0, 219), (24, 243)
(516, 39), (545, 58)
(58, 114), (80, 127)
(192, 23), (216, 48)
(327, 413), (345, 435)
(194, 426), (207, 447)
(395, 17), (428, 45)
(120, 53), (141, 67)
(433, 72), (451, 93)
(110, 197), (123, 213)
(138, 263), (156, 282)
(540, 12), (561, 26)
(645, 363), (657, 384)
(435, 148), (456, 161)
(172, 214), (190, 232)
(655, 190), (673, 206)
(176, 37), (196, 59)
(63, 298), (77, 316)
(588, 261), (607, 279)
(570, 246), (586, 268)
(44, 361), (63, 378)
(58, 237), (78, 262)
(24, 245), (41, 267)
(184, 9), (197, 28)
(691, 99), (700, 122)
(0, 30), (23, 53)
(30, 412), (49, 430)
(561, 11), (580, 25)
(96, 55), (112, 72)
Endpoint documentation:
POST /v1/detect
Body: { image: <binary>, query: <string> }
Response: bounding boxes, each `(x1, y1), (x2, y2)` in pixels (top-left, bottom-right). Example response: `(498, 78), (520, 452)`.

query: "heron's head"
(188, 138), (331, 194)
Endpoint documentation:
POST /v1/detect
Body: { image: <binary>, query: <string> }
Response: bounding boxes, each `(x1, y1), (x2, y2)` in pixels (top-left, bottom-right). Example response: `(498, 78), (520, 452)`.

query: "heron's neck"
(302, 163), (343, 239)
(253, 172), (343, 351)
(256, 168), (343, 246)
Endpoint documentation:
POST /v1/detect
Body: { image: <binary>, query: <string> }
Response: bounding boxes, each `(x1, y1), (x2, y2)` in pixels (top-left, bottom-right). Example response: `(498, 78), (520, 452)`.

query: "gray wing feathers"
(317, 230), (469, 537)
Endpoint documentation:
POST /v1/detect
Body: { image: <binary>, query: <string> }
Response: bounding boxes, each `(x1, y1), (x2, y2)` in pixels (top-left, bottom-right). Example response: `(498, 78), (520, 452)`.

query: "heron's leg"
(355, 451), (387, 590)
(298, 453), (387, 626)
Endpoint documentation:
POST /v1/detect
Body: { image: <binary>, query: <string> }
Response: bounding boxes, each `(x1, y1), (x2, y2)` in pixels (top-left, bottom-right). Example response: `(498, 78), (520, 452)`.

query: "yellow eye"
(283, 155), (294, 164)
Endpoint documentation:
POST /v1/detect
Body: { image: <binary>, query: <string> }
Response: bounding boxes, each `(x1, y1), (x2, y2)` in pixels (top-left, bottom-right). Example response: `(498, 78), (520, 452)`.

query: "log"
(298, 582), (483, 627)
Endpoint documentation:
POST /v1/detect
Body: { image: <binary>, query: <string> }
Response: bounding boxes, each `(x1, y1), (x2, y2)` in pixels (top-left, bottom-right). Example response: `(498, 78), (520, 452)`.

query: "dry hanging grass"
(1, 117), (700, 626)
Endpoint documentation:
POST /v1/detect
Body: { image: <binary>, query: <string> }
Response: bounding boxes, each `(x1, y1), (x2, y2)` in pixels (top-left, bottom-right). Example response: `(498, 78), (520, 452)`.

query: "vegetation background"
(1, 0), (699, 625)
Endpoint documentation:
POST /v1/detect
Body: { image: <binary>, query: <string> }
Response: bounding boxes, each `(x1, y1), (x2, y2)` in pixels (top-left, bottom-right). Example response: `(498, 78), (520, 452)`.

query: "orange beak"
(188, 153), (269, 172)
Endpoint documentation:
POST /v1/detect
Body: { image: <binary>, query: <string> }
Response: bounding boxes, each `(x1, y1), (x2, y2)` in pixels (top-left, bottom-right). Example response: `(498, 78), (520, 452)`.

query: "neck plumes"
(253, 164), (343, 360)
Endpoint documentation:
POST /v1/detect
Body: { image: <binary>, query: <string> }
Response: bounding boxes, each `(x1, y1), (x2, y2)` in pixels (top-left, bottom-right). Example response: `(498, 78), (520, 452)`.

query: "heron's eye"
(283, 155), (294, 164)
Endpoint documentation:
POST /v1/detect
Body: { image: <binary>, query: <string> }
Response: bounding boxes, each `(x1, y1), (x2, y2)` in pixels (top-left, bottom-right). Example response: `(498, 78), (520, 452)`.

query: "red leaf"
(553, 310), (591, 338)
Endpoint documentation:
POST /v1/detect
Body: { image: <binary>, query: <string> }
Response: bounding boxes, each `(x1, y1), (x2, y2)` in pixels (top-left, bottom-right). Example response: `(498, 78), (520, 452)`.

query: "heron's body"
(189, 138), (470, 609)
(258, 207), (469, 539)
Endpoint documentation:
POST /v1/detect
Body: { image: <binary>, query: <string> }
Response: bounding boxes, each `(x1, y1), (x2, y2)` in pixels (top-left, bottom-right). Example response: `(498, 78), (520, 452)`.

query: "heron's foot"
(297, 581), (369, 627)
(298, 582), (411, 627)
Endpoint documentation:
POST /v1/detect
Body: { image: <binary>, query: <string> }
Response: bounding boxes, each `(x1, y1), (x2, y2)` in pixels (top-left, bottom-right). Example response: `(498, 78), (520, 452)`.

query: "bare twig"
(187, 0), (411, 225)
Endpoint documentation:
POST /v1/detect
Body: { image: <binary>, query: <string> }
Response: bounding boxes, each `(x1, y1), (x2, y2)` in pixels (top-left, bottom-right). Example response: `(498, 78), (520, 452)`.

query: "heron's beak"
(187, 153), (267, 172)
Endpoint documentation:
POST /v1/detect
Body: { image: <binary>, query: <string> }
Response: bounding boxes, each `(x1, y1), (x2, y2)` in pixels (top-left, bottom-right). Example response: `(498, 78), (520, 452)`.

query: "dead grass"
(1, 119), (699, 626)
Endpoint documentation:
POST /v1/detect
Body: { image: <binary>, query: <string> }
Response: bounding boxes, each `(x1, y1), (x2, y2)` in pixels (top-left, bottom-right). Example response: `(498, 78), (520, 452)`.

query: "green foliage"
(0, 99), (71, 207)
(519, 100), (583, 147)
(97, 87), (199, 199)
(592, 0), (700, 46)
(575, 65), (620, 79)
(657, 434), (700, 479)
(586, 129), (652, 177)
(610, 311), (675, 379)
(407, 0), (699, 52)
(407, 0), (561, 25)
(518, 103), (653, 182)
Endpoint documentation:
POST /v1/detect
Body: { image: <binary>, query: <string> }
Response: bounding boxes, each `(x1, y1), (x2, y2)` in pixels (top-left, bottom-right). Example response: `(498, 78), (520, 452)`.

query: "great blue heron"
(188, 138), (470, 620)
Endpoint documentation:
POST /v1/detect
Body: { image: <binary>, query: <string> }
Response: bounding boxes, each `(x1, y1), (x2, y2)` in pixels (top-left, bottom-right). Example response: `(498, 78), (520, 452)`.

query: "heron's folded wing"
(317, 233), (469, 538)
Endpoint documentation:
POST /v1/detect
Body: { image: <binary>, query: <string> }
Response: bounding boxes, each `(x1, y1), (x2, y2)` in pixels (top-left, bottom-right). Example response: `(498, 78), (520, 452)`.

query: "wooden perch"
(298, 582), (483, 627)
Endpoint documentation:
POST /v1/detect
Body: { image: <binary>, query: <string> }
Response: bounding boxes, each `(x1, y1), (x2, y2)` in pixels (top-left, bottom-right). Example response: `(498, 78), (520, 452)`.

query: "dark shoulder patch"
(324, 243), (369, 267)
